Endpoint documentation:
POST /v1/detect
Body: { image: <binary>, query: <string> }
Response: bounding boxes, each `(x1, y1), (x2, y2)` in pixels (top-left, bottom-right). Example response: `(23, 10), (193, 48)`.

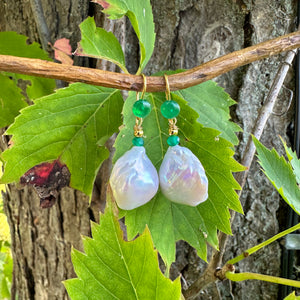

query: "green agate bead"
(132, 99), (151, 118)
(132, 137), (144, 146)
(167, 135), (180, 146)
(161, 100), (180, 119)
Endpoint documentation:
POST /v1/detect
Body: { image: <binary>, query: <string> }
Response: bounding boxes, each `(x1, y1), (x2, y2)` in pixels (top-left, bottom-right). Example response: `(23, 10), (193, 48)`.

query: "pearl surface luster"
(159, 145), (208, 206)
(110, 146), (159, 210)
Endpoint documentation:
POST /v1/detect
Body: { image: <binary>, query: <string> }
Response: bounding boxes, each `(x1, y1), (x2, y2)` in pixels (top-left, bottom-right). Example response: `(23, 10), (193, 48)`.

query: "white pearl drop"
(159, 145), (208, 206)
(110, 146), (159, 210)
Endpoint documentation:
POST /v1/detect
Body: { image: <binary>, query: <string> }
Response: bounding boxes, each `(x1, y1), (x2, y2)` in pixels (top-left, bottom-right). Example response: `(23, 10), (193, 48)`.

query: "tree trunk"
(0, 0), (297, 299)
(0, 1), (92, 299)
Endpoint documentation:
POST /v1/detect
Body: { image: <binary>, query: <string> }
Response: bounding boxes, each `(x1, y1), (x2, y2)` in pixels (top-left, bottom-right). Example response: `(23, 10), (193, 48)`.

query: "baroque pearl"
(159, 145), (208, 206)
(110, 146), (159, 210)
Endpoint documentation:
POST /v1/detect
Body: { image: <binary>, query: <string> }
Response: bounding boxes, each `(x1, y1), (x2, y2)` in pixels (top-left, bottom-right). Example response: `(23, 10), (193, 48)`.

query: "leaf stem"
(164, 267), (170, 278)
(0, 31), (299, 91)
(225, 271), (300, 288)
(227, 222), (300, 265)
(115, 62), (129, 74)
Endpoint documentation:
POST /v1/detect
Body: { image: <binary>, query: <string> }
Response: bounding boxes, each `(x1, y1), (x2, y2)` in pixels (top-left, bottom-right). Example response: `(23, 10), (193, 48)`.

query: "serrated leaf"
(75, 17), (127, 73)
(0, 31), (55, 99)
(0, 74), (28, 128)
(284, 291), (300, 300)
(283, 141), (300, 184)
(94, 0), (155, 73)
(253, 137), (300, 215)
(176, 81), (241, 145)
(1, 83), (123, 197)
(114, 91), (244, 265)
(92, 0), (128, 18)
(64, 192), (181, 300)
(155, 71), (241, 145)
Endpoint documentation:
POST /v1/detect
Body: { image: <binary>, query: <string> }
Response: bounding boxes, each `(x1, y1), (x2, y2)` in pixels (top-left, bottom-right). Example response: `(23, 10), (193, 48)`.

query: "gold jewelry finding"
(164, 74), (171, 101)
(168, 118), (178, 135)
(133, 74), (148, 138)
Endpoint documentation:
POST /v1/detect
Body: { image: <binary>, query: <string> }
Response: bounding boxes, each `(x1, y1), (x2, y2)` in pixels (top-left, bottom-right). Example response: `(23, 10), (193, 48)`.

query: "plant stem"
(235, 48), (298, 188)
(225, 271), (300, 288)
(164, 264), (170, 278)
(0, 31), (299, 91)
(227, 222), (300, 265)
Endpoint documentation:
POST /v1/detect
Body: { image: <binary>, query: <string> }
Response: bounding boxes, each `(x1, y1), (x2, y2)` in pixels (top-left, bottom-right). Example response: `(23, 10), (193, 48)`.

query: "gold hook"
(141, 73), (147, 99)
(164, 74), (171, 100)
(136, 74), (147, 100)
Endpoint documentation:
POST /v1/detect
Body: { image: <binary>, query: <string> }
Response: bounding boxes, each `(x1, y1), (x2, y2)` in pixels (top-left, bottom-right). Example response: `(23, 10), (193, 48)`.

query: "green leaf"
(0, 31), (55, 99)
(0, 83), (123, 197)
(253, 137), (300, 215)
(0, 74), (28, 128)
(75, 17), (128, 73)
(64, 192), (181, 300)
(283, 141), (300, 184)
(284, 291), (300, 300)
(176, 81), (241, 145)
(95, 0), (155, 73)
(114, 92), (244, 265)
(92, 0), (128, 18)
(155, 70), (241, 145)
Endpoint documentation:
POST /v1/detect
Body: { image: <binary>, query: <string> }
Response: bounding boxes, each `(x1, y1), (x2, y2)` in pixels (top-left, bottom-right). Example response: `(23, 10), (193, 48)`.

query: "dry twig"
(0, 31), (299, 91)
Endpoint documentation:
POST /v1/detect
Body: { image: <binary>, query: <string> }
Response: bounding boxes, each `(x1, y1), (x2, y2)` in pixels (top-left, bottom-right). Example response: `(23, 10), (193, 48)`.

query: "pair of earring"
(110, 75), (208, 210)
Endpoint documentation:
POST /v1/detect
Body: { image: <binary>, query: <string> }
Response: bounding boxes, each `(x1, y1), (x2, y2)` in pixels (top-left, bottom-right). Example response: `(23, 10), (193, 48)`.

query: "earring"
(159, 74), (208, 206)
(110, 74), (159, 210)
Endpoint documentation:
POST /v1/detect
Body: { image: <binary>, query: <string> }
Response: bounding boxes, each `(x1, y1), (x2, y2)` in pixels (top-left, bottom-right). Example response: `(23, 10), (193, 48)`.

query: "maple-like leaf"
(176, 81), (241, 145)
(0, 31), (55, 99)
(64, 190), (181, 300)
(0, 74), (28, 128)
(155, 71), (241, 145)
(113, 91), (244, 265)
(75, 17), (127, 72)
(1, 83), (123, 198)
(92, 0), (155, 73)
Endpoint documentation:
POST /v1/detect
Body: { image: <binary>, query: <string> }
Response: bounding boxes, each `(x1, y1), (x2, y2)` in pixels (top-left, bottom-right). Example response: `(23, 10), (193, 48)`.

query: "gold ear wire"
(141, 73), (147, 99)
(134, 74), (148, 138)
(164, 74), (171, 100)
(136, 74), (147, 100)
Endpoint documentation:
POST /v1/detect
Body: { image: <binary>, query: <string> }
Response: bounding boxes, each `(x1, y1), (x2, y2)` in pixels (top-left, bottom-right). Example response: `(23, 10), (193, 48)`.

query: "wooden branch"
(0, 31), (300, 91)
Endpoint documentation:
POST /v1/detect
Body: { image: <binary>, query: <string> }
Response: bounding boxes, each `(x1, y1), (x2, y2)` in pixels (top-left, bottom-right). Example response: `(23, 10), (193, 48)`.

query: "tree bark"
(0, 0), (297, 299)
(146, 1), (296, 299)
(0, 1), (92, 299)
